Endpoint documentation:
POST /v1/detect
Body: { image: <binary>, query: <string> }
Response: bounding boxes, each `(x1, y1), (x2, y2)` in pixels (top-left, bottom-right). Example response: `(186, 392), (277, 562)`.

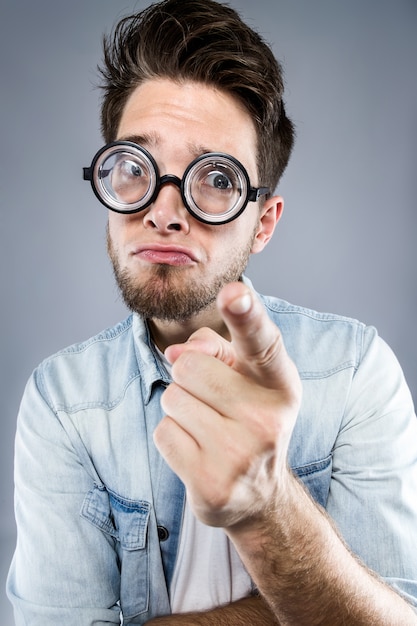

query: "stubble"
(107, 225), (257, 322)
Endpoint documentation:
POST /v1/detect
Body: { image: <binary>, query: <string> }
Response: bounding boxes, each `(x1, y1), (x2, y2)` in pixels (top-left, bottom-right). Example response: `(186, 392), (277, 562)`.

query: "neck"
(148, 301), (230, 353)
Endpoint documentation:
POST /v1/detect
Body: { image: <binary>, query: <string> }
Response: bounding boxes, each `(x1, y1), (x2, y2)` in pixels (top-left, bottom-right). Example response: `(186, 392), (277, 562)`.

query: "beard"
(107, 225), (257, 322)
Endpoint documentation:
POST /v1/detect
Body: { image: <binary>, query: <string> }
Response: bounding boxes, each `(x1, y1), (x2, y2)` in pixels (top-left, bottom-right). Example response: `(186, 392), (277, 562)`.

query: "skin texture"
(144, 595), (279, 625)
(107, 78), (283, 351)
(108, 78), (417, 624)
(154, 283), (417, 625)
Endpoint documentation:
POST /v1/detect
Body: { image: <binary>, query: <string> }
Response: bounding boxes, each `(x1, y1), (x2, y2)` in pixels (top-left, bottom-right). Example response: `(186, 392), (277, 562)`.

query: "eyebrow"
(185, 141), (214, 158)
(117, 132), (158, 149)
(116, 133), (214, 159)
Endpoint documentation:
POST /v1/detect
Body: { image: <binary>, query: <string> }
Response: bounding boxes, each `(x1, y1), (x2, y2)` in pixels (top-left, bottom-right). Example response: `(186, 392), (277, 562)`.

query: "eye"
(109, 154), (150, 203)
(118, 159), (144, 179)
(205, 171), (233, 190)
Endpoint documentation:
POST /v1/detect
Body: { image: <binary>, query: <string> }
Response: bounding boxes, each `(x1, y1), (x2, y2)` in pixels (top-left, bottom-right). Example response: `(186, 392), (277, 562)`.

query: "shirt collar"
(131, 313), (171, 404)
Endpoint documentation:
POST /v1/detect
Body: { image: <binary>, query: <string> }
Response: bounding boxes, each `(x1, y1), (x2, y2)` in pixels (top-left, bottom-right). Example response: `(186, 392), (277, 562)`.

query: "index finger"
(216, 282), (300, 393)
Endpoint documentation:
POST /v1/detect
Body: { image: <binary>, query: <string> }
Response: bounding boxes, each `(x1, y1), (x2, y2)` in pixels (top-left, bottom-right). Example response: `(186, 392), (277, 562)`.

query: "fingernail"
(228, 293), (252, 315)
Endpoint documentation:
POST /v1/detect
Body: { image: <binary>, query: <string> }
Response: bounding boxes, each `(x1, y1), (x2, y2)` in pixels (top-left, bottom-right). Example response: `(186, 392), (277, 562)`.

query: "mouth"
(132, 244), (198, 266)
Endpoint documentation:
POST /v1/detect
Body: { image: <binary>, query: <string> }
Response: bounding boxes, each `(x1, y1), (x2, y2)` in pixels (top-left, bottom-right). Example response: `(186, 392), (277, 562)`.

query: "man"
(7, 0), (417, 624)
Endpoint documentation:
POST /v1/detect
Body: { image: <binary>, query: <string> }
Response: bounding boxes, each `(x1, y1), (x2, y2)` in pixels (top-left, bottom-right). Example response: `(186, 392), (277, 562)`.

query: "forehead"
(117, 78), (258, 177)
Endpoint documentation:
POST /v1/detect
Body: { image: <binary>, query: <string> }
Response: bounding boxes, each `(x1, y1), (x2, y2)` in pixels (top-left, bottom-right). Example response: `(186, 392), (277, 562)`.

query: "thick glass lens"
(93, 144), (157, 212)
(86, 144), (257, 222)
(191, 162), (240, 214)
(185, 156), (247, 222)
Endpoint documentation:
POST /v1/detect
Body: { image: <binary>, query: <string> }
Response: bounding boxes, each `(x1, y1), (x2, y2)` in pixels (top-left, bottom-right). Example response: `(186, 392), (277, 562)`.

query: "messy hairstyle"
(98, 0), (295, 193)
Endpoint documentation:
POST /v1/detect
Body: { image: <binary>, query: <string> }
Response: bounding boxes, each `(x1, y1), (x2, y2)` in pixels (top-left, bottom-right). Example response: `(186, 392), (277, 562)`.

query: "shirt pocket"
(292, 454), (332, 508)
(81, 484), (151, 619)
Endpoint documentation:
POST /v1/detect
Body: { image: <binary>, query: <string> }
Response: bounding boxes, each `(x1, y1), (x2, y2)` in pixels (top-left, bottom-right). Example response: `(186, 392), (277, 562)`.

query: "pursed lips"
(132, 244), (198, 266)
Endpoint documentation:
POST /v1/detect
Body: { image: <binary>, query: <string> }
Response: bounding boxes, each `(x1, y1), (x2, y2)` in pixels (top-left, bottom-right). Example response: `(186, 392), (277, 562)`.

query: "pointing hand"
(155, 282), (302, 527)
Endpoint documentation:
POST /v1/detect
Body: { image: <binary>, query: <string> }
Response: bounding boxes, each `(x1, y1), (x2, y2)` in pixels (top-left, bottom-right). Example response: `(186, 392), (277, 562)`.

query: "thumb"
(217, 282), (300, 395)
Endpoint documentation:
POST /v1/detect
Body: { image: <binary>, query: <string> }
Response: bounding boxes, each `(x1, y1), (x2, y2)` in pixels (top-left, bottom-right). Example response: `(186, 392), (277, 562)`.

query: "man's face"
(107, 78), (274, 323)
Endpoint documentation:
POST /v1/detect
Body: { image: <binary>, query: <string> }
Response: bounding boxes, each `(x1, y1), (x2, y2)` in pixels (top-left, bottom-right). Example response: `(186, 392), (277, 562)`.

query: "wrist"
(225, 469), (320, 560)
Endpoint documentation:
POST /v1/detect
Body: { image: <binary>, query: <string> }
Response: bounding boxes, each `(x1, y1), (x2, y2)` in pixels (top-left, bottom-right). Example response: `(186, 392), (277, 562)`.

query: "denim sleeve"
(6, 367), (122, 625)
(327, 325), (417, 609)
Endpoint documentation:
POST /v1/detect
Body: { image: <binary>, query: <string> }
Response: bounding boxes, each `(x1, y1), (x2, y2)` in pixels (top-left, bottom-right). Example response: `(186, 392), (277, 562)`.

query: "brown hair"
(98, 0), (295, 193)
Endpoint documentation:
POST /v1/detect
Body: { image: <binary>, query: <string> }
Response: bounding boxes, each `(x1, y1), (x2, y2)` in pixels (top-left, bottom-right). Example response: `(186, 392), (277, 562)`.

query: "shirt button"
(158, 525), (169, 541)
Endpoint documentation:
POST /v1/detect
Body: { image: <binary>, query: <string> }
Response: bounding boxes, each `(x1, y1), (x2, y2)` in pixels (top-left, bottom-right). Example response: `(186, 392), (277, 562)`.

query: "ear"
(251, 195), (284, 254)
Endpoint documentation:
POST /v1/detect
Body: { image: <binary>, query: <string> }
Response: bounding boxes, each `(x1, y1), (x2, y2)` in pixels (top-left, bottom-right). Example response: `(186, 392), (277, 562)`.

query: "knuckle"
(187, 326), (213, 343)
(253, 331), (284, 368)
(161, 381), (182, 412)
(172, 349), (197, 379)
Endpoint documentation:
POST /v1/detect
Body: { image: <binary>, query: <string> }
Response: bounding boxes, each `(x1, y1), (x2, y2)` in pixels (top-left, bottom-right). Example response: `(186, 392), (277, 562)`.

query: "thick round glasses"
(83, 141), (270, 225)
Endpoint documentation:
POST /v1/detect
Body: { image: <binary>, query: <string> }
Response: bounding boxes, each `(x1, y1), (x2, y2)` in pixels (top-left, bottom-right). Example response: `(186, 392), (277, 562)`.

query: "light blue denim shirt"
(7, 283), (417, 624)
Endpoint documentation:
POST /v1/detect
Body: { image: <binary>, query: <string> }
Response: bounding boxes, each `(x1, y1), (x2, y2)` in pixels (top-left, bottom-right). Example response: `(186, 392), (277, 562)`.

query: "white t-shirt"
(156, 348), (252, 613)
(170, 499), (252, 613)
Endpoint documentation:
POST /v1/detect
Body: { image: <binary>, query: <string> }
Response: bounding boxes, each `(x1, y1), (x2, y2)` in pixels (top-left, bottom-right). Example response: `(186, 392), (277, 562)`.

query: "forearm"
(145, 594), (279, 625)
(159, 288), (417, 623)
(227, 473), (417, 626)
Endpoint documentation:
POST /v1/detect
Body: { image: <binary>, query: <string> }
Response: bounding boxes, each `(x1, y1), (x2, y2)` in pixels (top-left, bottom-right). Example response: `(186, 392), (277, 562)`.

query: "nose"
(143, 176), (190, 233)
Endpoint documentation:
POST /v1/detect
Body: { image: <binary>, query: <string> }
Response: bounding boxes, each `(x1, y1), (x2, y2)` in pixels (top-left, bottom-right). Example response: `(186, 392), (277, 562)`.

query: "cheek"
(107, 212), (133, 242)
(210, 222), (257, 261)
(229, 212), (261, 253)
(106, 215), (130, 259)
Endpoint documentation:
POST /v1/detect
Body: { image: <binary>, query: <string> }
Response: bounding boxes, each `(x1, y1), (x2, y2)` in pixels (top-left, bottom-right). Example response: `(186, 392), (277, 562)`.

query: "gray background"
(1, 0), (416, 621)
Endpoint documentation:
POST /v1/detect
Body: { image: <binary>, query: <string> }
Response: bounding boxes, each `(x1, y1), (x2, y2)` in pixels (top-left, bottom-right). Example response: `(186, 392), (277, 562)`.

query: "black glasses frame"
(83, 141), (270, 225)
